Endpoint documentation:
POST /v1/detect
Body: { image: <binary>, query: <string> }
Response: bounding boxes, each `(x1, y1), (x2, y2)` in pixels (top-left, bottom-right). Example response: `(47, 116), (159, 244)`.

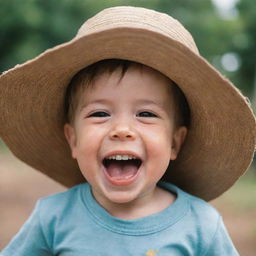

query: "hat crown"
(76, 6), (199, 55)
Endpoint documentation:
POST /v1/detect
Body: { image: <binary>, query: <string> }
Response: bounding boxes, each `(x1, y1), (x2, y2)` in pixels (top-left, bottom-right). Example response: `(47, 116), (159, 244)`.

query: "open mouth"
(102, 155), (142, 183)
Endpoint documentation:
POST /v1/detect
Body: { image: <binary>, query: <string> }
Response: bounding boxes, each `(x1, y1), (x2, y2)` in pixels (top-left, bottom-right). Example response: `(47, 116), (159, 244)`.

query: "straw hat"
(0, 6), (255, 201)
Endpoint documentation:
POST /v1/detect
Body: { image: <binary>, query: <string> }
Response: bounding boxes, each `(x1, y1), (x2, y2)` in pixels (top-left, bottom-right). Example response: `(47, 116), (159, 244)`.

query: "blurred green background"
(0, 0), (256, 255)
(1, 0), (256, 99)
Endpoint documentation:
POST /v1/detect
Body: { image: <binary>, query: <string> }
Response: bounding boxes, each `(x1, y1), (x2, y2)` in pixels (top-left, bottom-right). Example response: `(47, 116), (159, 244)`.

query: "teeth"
(106, 155), (137, 160)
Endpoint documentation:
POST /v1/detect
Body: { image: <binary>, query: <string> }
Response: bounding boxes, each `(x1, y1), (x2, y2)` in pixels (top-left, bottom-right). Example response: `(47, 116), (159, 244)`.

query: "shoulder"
(173, 185), (231, 253)
(39, 183), (86, 204)
(159, 183), (235, 254)
(179, 186), (221, 229)
(40, 183), (86, 202)
(186, 191), (220, 220)
(36, 183), (88, 219)
(162, 183), (222, 238)
(31, 183), (89, 243)
(177, 186), (226, 250)
(161, 182), (220, 224)
(182, 192), (239, 255)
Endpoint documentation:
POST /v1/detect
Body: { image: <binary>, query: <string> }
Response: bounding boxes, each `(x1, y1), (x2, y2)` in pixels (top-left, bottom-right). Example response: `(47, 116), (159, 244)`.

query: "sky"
(212, 0), (238, 9)
(211, 0), (239, 19)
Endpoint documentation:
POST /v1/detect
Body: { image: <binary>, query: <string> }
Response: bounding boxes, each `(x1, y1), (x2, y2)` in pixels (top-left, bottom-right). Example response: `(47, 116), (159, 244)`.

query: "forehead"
(81, 65), (174, 104)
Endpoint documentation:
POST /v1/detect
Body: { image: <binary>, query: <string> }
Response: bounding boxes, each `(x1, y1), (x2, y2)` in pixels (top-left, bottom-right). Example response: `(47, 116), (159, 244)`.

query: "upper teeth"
(106, 155), (137, 160)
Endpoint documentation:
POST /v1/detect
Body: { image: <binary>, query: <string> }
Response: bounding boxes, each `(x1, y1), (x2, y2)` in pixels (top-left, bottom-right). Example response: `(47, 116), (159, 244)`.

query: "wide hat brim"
(0, 6), (255, 201)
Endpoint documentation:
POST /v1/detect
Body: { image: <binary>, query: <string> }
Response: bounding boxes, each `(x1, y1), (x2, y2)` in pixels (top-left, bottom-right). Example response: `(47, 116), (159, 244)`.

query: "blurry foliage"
(236, 0), (256, 97)
(0, 0), (255, 97)
(217, 170), (256, 212)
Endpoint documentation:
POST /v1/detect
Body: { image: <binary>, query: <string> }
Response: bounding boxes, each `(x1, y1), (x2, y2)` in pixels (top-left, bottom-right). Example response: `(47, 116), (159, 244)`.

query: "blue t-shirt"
(1, 182), (239, 256)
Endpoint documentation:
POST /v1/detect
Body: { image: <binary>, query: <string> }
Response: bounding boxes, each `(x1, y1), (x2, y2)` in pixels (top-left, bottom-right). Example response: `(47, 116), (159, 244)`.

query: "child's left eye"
(87, 111), (110, 118)
(137, 111), (157, 118)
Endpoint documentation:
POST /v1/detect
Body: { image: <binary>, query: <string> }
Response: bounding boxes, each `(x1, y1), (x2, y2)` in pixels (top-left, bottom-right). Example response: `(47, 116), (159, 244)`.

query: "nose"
(109, 122), (136, 141)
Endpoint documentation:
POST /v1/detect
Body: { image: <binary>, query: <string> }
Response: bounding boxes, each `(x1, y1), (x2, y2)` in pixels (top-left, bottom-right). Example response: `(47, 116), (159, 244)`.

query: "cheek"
(76, 123), (102, 142)
(74, 130), (101, 180)
(142, 125), (173, 150)
(74, 125), (107, 158)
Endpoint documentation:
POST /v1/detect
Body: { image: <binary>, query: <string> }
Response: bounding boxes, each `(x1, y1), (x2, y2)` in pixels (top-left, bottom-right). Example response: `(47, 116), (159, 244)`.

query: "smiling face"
(64, 65), (187, 212)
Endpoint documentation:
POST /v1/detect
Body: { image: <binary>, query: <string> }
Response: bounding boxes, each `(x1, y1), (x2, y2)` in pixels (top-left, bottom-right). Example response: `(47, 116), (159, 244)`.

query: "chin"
(105, 191), (138, 204)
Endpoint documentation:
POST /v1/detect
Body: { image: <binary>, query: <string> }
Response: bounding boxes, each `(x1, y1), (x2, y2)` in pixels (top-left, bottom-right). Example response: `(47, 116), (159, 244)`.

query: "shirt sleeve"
(204, 216), (239, 256)
(1, 201), (53, 256)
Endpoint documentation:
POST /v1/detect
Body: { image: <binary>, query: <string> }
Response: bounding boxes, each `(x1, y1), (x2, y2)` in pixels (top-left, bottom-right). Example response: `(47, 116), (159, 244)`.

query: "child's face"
(64, 66), (186, 207)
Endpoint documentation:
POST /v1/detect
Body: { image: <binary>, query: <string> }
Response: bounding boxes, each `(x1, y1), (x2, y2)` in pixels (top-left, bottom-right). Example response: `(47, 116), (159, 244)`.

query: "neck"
(93, 186), (176, 220)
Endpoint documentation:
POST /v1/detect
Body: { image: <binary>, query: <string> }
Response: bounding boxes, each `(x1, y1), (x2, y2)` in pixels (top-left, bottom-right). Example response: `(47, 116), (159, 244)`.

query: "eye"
(87, 111), (110, 118)
(137, 111), (158, 118)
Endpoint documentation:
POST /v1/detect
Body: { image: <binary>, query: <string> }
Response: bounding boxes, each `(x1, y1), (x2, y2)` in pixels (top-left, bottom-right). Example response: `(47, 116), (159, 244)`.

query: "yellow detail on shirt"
(145, 249), (158, 256)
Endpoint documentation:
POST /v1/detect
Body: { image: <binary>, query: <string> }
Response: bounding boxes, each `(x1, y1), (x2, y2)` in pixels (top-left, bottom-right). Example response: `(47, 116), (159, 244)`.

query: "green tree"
(0, 0), (254, 99)
(235, 0), (256, 101)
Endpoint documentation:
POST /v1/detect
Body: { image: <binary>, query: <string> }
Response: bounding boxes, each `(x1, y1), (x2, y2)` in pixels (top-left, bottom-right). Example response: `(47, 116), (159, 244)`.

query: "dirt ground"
(1, 148), (255, 255)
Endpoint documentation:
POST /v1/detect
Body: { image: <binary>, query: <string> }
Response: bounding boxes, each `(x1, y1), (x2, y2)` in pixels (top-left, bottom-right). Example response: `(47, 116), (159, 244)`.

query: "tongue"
(106, 162), (138, 180)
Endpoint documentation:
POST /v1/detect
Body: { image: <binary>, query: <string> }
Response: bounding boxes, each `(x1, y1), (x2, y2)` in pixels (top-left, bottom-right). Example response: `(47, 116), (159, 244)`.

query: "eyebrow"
(136, 99), (165, 108)
(80, 99), (165, 111)
(79, 99), (112, 111)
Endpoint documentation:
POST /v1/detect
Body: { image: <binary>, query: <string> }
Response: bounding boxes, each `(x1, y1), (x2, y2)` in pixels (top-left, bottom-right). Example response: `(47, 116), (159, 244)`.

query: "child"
(0, 6), (255, 256)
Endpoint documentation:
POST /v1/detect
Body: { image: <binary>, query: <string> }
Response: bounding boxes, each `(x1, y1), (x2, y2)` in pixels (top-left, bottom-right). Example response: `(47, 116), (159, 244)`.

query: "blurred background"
(0, 0), (255, 255)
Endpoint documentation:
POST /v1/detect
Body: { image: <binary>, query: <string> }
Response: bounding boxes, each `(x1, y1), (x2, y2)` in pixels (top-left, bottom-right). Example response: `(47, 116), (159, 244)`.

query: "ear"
(170, 126), (187, 160)
(64, 123), (77, 159)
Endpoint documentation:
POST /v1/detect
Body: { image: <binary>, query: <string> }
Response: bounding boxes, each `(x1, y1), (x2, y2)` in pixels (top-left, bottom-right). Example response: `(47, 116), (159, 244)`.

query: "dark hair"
(64, 59), (190, 127)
